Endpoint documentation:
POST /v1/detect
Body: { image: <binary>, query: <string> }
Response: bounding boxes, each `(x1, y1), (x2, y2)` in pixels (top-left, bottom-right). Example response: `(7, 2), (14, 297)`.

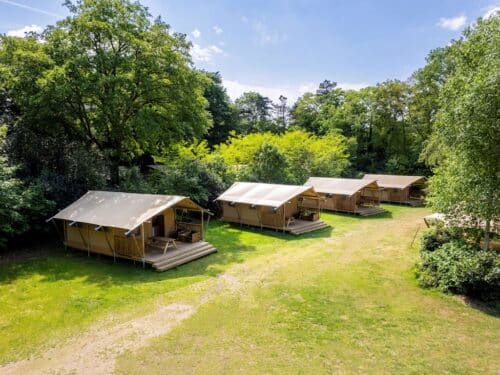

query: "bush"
(0, 159), (55, 248)
(417, 239), (500, 300)
(148, 155), (229, 212)
(420, 227), (459, 252)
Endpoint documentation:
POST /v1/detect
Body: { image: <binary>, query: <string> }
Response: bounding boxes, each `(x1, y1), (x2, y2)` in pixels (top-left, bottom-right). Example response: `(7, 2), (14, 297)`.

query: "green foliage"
(117, 166), (150, 193)
(234, 91), (276, 134)
(0, 0), (211, 185)
(0, 125), (55, 248)
(0, 159), (54, 248)
(203, 72), (239, 146)
(216, 130), (352, 184)
(417, 239), (500, 300)
(291, 80), (430, 174)
(249, 141), (289, 183)
(424, 16), (500, 249)
(149, 143), (231, 210)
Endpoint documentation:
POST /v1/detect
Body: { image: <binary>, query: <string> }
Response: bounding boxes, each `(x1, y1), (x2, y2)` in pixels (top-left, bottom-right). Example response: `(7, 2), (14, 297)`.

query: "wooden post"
(103, 228), (115, 263)
(87, 224), (91, 257)
(201, 209), (204, 240)
(63, 221), (67, 250)
(141, 223), (145, 268)
(283, 204), (286, 233)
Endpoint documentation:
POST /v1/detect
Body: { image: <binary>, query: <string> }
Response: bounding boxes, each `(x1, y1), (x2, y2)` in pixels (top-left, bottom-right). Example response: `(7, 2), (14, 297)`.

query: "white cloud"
(436, 14), (467, 30)
(252, 21), (287, 45)
(6, 24), (42, 37)
(223, 80), (369, 104)
(191, 43), (223, 63)
(212, 25), (223, 34)
(191, 28), (201, 38)
(483, 6), (500, 18)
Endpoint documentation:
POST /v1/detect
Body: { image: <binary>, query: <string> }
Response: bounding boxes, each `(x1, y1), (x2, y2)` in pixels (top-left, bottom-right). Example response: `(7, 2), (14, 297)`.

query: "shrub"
(420, 227), (459, 252)
(0, 159), (55, 248)
(417, 239), (500, 300)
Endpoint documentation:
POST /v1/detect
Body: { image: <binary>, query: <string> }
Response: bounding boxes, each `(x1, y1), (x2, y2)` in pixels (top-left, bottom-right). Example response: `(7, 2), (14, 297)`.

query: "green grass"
(1, 205), (499, 373)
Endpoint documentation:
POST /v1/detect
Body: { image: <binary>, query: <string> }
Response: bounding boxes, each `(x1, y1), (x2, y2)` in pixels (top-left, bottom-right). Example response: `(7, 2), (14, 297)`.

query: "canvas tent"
(48, 191), (217, 271)
(304, 177), (385, 216)
(363, 174), (426, 205)
(216, 182), (329, 235)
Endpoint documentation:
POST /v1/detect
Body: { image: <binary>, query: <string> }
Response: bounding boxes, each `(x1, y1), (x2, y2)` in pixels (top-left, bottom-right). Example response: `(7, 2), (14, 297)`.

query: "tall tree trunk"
(109, 158), (120, 187)
(483, 219), (491, 251)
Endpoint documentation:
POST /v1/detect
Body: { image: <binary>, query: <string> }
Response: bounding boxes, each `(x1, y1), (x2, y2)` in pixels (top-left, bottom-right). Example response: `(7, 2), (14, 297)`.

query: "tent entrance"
(152, 215), (165, 237)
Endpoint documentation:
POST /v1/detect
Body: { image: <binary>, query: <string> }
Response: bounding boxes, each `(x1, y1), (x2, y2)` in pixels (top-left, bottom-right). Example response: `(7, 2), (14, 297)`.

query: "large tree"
(203, 71), (238, 146)
(235, 91), (274, 134)
(424, 15), (500, 250)
(0, 0), (211, 185)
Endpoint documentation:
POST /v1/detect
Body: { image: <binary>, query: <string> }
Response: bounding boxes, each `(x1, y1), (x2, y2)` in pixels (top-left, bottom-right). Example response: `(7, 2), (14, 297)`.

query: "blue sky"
(1, 0), (498, 102)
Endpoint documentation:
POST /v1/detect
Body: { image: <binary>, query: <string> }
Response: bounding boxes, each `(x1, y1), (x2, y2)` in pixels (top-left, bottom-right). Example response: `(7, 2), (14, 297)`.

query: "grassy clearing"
(1, 205), (499, 373)
(115, 206), (499, 374)
(0, 205), (367, 364)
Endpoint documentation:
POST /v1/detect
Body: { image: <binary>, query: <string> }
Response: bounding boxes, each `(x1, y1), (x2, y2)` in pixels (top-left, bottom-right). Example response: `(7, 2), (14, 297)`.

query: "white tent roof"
(305, 177), (379, 196)
(216, 182), (318, 208)
(363, 174), (426, 189)
(50, 191), (201, 231)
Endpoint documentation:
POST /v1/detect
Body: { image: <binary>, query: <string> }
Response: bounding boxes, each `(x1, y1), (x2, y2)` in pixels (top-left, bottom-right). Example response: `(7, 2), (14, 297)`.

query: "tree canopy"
(424, 16), (500, 249)
(0, 0), (211, 185)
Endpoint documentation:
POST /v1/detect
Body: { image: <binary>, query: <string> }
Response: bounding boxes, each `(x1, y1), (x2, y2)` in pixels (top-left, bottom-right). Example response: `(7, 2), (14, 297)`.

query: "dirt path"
(1, 210), (427, 374)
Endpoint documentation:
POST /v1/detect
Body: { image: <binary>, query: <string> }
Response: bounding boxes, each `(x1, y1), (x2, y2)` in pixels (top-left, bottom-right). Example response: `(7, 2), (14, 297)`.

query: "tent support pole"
(87, 224), (91, 257)
(76, 224), (88, 253)
(283, 205), (286, 233)
(103, 229), (115, 263)
(51, 220), (64, 245)
(201, 209), (204, 240)
(141, 223), (145, 268)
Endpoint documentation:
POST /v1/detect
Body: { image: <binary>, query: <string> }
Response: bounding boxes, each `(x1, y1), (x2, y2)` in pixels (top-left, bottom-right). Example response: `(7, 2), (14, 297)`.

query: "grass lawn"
(1, 205), (499, 373)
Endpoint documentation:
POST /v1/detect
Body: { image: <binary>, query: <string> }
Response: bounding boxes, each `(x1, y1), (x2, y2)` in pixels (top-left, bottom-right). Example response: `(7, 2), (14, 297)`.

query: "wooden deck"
(144, 240), (217, 272)
(284, 219), (330, 235)
(355, 206), (386, 216)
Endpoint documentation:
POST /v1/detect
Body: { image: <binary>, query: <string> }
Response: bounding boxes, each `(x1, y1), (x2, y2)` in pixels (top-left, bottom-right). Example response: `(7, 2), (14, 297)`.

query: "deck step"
(151, 243), (214, 268)
(153, 245), (217, 272)
(288, 221), (330, 235)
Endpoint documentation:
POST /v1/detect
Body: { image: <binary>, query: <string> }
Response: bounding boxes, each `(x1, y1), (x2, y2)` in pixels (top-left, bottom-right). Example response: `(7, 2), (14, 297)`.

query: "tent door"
(152, 215), (165, 237)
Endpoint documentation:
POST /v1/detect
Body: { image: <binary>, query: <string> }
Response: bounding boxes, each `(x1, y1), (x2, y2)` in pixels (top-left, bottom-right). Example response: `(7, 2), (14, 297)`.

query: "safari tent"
(363, 174), (426, 205)
(304, 177), (385, 216)
(216, 182), (329, 235)
(47, 191), (217, 272)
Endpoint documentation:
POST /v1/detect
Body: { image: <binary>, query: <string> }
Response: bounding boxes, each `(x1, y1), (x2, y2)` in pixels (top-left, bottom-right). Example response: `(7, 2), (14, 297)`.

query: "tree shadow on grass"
(0, 222), (262, 287)
(460, 295), (500, 318)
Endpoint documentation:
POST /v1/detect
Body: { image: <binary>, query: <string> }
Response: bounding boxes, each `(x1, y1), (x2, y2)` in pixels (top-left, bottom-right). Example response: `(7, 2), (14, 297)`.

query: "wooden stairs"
(286, 220), (330, 235)
(145, 239), (217, 272)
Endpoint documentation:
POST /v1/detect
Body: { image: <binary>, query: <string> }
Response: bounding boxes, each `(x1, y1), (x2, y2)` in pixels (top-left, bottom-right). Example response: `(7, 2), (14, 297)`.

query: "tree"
(272, 95), (289, 131)
(249, 141), (288, 183)
(203, 71), (239, 146)
(0, 0), (211, 186)
(424, 15), (500, 250)
(235, 92), (273, 133)
(0, 125), (54, 248)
